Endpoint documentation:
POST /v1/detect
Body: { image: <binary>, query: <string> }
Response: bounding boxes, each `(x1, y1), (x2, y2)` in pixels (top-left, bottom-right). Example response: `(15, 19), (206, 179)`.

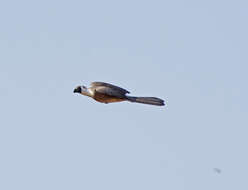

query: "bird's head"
(73, 85), (87, 93)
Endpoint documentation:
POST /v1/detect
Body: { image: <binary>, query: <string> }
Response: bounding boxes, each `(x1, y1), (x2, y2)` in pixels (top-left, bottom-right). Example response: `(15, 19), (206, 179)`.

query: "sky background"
(1, 0), (248, 189)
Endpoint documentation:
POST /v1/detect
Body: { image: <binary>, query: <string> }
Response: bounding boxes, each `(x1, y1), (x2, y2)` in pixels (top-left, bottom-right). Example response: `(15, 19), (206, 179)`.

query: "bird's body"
(74, 82), (165, 106)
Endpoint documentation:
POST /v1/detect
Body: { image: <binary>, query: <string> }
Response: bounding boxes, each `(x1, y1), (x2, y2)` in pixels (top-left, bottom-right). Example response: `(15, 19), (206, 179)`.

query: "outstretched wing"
(91, 82), (130, 94)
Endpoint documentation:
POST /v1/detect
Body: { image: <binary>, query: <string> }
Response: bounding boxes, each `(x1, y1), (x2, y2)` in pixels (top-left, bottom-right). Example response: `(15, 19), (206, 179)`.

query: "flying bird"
(213, 168), (222, 174)
(73, 82), (165, 106)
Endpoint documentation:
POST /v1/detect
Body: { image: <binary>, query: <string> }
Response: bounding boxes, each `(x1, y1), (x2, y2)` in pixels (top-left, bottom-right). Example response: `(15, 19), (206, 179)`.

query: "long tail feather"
(126, 96), (165, 106)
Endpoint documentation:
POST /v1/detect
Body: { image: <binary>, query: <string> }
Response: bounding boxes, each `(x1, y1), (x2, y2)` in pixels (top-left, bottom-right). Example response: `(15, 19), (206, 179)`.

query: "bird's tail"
(126, 96), (165, 106)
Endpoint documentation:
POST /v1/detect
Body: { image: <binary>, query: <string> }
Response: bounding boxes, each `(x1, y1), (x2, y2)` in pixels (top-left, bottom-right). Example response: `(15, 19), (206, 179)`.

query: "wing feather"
(93, 86), (126, 99)
(91, 82), (130, 94)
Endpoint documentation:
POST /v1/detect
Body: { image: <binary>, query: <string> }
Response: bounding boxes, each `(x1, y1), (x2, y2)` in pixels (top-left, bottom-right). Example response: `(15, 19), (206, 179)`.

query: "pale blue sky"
(1, 0), (248, 189)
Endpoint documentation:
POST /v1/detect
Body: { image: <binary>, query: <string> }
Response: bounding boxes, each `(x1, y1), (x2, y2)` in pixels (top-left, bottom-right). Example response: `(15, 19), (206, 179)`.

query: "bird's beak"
(73, 87), (81, 93)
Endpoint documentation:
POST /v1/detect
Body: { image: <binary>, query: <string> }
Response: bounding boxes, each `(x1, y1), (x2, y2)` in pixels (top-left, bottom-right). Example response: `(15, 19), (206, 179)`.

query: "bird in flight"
(73, 82), (165, 106)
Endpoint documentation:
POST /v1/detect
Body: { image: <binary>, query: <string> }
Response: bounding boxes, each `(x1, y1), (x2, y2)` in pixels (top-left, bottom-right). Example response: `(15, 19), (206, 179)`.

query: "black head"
(73, 86), (82, 93)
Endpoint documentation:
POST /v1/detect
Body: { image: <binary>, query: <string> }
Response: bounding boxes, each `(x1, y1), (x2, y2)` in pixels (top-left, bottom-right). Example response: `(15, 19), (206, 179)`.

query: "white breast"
(87, 88), (94, 96)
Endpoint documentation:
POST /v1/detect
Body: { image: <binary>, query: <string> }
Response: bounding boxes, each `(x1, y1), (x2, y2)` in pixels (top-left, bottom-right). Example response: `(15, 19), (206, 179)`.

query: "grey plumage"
(91, 82), (130, 94)
(74, 82), (165, 106)
(126, 96), (165, 106)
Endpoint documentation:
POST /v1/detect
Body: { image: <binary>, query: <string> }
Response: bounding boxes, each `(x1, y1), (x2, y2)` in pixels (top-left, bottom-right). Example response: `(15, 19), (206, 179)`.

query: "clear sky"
(1, 0), (247, 189)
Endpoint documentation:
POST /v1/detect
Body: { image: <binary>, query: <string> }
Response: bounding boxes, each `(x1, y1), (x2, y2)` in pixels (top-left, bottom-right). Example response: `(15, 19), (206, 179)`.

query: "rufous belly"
(93, 93), (126, 103)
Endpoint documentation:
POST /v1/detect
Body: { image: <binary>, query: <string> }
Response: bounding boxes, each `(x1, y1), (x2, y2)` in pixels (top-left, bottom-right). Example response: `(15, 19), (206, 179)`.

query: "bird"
(213, 168), (222, 174)
(73, 82), (165, 106)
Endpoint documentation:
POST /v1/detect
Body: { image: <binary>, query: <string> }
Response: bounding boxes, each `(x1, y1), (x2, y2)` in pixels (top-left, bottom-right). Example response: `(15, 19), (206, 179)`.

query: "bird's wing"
(91, 82), (130, 94)
(92, 86), (127, 99)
